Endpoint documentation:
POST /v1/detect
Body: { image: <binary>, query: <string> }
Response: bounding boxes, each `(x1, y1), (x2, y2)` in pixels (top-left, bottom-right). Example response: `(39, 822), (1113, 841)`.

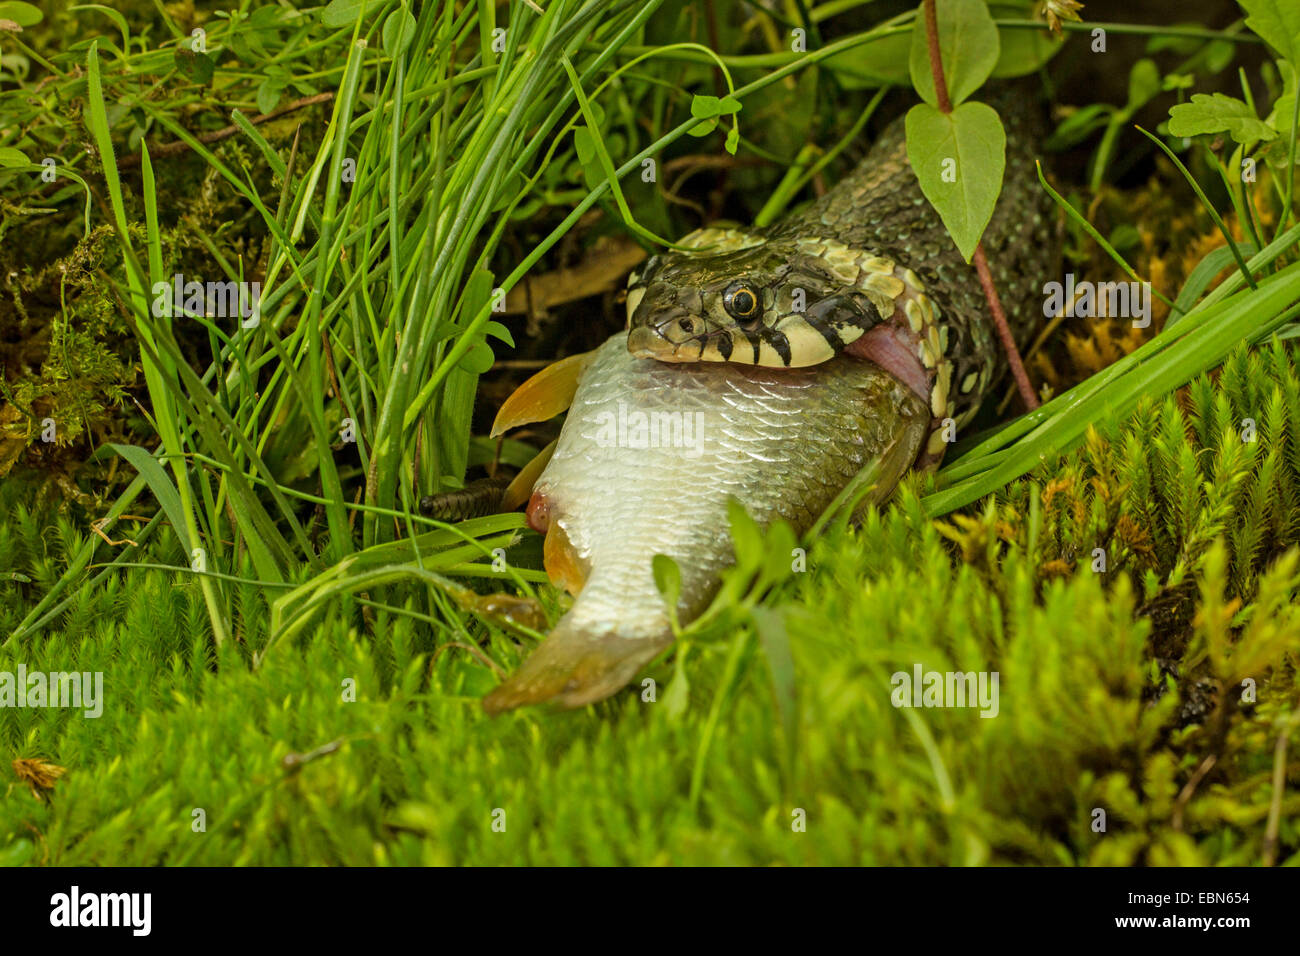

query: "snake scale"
(625, 89), (1058, 462)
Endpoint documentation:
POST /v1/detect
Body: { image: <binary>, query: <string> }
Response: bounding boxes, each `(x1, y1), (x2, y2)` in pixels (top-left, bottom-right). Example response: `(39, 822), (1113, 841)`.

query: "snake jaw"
(626, 324), (673, 359)
(627, 308), (729, 363)
(628, 323), (758, 365)
(627, 311), (695, 348)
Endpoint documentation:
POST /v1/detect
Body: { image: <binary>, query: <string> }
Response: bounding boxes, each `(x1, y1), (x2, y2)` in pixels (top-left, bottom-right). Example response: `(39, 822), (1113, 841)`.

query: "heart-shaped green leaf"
(905, 100), (1006, 262)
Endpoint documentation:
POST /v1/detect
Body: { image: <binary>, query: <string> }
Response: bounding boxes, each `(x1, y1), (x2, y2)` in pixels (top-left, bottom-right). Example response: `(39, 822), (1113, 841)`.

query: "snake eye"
(723, 281), (760, 323)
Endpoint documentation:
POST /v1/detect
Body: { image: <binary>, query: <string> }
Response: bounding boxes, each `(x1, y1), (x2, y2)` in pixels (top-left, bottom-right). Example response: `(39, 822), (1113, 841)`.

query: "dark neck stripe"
(804, 313), (845, 352)
(768, 328), (792, 366)
(717, 332), (734, 361)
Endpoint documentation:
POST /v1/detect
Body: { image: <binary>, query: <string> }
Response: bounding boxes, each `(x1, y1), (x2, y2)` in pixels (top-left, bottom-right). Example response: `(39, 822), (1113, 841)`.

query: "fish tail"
(482, 618), (671, 714)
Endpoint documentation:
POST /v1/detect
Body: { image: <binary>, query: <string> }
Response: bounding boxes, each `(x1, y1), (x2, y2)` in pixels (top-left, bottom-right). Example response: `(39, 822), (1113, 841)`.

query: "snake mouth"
(627, 324), (679, 359)
(627, 313), (715, 361)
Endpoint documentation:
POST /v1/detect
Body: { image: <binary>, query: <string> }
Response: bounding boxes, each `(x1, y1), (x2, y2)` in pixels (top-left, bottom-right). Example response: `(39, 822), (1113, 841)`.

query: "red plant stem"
(921, 0), (1039, 411)
(972, 246), (1037, 408)
(923, 0), (952, 114)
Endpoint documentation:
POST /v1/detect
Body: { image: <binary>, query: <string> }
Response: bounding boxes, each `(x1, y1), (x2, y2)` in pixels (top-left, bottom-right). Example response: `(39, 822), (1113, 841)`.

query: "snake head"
(625, 235), (896, 368)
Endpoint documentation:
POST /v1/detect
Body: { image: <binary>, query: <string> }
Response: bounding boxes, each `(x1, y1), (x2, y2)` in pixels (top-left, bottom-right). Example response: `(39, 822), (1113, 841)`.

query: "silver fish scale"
(534, 334), (925, 643)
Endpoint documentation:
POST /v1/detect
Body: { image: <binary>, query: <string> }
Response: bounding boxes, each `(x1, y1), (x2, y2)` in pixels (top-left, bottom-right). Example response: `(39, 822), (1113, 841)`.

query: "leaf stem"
(922, 0), (951, 114)
(972, 245), (1037, 411)
(920, 0), (1037, 410)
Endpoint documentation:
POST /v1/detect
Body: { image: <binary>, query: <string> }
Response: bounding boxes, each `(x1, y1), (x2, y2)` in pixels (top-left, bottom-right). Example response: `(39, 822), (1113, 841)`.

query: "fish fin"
(469, 593), (549, 635)
(853, 405), (928, 518)
(482, 621), (671, 714)
(542, 519), (589, 596)
(500, 438), (557, 511)
(490, 350), (596, 437)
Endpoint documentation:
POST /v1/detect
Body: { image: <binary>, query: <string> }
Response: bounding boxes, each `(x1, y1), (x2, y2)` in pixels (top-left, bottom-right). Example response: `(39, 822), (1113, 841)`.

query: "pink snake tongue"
(846, 323), (931, 404)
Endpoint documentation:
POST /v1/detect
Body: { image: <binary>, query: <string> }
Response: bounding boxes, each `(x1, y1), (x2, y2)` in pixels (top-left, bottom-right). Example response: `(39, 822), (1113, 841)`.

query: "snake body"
(625, 92), (1057, 460)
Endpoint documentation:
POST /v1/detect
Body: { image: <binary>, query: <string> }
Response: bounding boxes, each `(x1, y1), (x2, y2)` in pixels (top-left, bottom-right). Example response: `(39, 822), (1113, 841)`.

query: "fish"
(482, 332), (930, 713)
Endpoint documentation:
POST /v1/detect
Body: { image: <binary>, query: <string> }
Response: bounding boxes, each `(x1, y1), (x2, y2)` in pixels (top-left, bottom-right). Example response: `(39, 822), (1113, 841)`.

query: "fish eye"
(723, 281), (759, 321)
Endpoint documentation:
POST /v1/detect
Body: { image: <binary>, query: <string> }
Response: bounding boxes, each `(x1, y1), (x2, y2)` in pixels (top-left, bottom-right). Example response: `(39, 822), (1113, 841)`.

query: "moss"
(1, 342), (1296, 865)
